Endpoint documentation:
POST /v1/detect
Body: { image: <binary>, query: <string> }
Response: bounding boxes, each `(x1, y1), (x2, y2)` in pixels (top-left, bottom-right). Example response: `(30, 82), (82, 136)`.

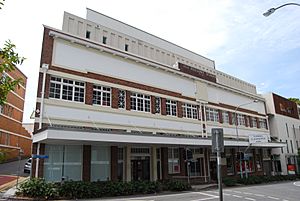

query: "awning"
(33, 127), (286, 148)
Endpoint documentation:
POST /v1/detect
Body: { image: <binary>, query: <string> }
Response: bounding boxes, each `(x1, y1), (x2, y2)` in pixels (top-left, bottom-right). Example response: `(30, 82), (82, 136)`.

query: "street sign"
(249, 134), (268, 144)
(32, 154), (49, 159)
(244, 153), (250, 160)
(212, 128), (224, 153)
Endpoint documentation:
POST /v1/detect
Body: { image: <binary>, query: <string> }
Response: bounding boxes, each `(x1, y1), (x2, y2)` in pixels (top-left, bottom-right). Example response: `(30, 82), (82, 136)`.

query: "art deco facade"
(32, 9), (283, 182)
(264, 93), (300, 175)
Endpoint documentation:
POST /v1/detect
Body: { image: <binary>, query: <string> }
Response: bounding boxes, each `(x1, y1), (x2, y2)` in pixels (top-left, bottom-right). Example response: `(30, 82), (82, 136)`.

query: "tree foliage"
(0, 0), (5, 9)
(0, 40), (25, 105)
(288, 98), (300, 105)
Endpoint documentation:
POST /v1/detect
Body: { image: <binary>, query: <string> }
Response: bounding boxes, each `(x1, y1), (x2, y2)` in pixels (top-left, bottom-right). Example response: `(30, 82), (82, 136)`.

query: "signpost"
(212, 128), (224, 201)
(32, 154), (49, 159)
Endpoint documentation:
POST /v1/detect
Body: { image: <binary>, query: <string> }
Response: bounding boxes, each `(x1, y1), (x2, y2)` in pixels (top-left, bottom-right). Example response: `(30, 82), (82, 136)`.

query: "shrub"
(223, 177), (237, 186)
(17, 179), (188, 199)
(16, 178), (58, 199)
(237, 175), (300, 185)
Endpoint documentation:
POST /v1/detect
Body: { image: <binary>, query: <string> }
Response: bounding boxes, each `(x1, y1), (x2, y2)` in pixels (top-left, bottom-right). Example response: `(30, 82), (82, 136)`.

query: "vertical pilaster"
(125, 145), (131, 181)
(161, 147), (169, 180)
(179, 148), (186, 176)
(82, 145), (91, 181)
(111, 146), (118, 181)
(151, 146), (157, 181)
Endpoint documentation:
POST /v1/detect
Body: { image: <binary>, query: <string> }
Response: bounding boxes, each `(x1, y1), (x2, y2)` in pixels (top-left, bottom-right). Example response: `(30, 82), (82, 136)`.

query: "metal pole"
(16, 148), (21, 189)
(217, 148), (223, 201)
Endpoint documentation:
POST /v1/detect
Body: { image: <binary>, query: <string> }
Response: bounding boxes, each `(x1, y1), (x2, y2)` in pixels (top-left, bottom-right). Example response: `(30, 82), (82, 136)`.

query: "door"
(131, 156), (150, 181)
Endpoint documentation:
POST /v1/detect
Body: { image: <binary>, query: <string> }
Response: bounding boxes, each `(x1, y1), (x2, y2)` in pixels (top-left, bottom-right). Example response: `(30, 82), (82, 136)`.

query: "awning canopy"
(33, 127), (286, 148)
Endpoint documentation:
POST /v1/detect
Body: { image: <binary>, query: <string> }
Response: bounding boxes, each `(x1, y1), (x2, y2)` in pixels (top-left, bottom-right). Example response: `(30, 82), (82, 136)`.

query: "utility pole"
(212, 128), (224, 201)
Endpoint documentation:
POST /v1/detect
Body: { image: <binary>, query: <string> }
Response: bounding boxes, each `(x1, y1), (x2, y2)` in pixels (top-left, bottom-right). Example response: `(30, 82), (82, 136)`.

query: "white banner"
(249, 134), (269, 144)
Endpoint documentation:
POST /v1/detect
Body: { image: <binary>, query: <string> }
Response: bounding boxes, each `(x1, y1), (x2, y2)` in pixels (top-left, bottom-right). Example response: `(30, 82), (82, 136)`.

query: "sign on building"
(249, 134), (268, 144)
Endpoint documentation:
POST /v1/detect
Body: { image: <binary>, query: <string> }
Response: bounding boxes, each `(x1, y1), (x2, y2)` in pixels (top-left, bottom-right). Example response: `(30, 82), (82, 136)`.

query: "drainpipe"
(35, 63), (49, 178)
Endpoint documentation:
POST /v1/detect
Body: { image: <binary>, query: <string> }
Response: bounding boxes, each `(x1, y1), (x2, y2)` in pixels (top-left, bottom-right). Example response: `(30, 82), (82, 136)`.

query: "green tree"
(0, 0), (5, 9)
(288, 98), (300, 105)
(0, 40), (25, 105)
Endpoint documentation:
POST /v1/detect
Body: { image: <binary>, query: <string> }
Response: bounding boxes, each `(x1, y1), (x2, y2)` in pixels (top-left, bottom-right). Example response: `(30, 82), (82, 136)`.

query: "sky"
(0, 0), (300, 123)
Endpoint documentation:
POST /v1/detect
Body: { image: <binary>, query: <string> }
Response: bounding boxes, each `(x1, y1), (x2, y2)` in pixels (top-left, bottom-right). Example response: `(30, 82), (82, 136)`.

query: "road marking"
(293, 181), (300, 187)
(243, 192), (253, 195)
(282, 199), (289, 201)
(267, 196), (279, 200)
(253, 193), (265, 197)
(232, 194), (243, 198)
(233, 190), (242, 193)
(191, 197), (218, 201)
(245, 197), (256, 201)
(129, 192), (193, 199)
(223, 193), (231, 196)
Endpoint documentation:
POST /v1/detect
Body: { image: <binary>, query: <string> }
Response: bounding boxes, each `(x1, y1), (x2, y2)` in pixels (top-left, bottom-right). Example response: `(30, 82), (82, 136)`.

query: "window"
(5, 133), (10, 145)
(222, 111), (229, 124)
(125, 44), (129, 51)
(226, 149), (234, 175)
(44, 145), (82, 182)
(91, 146), (111, 181)
(130, 93), (150, 112)
(166, 100), (177, 116)
(86, 31), (91, 39)
(290, 140), (294, 153)
(168, 148), (180, 174)
(118, 90), (126, 109)
(252, 117), (257, 128)
(182, 104), (198, 119)
(255, 150), (262, 171)
(259, 118), (267, 129)
(155, 97), (160, 114)
(93, 85), (111, 106)
(237, 114), (245, 126)
(206, 108), (219, 122)
(102, 36), (107, 44)
(286, 140), (289, 153)
(286, 123), (289, 137)
(49, 76), (85, 102)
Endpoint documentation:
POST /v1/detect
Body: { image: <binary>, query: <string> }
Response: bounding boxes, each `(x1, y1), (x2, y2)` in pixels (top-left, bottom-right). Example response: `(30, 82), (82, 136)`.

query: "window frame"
(166, 99), (177, 116)
(168, 148), (180, 174)
(49, 76), (85, 103)
(182, 103), (198, 119)
(206, 108), (219, 122)
(130, 92), (151, 113)
(92, 85), (111, 107)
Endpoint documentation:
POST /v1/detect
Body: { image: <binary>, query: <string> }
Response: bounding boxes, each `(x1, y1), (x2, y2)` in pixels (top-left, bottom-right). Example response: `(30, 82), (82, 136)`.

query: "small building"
(0, 67), (32, 162)
(263, 93), (300, 175)
(32, 9), (284, 183)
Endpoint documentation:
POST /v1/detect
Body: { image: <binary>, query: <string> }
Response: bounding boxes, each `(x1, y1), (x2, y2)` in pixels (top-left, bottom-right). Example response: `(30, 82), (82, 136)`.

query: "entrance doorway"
(131, 156), (150, 181)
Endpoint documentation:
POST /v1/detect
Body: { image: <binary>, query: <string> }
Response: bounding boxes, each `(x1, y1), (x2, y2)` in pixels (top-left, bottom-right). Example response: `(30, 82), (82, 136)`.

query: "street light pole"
(234, 100), (258, 178)
(263, 2), (300, 17)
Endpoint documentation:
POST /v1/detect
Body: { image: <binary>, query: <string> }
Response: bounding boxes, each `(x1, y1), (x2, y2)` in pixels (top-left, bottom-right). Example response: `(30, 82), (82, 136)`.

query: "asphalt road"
(0, 159), (29, 177)
(99, 181), (300, 201)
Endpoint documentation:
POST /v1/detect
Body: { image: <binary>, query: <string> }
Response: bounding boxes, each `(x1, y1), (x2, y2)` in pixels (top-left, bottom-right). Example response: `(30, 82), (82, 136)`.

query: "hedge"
(16, 179), (191, 200)
(223, 175), (300, 187)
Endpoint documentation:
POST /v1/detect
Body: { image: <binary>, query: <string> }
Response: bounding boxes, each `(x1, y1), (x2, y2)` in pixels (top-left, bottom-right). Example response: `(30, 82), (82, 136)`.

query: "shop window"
(168, 148), (180, 174)
(44, 145), (82, 182)
(255, 151), (262, 171)
(91, 146), (111, 181)
(166, 99), (177, 116)
(226, 149), (234, 175)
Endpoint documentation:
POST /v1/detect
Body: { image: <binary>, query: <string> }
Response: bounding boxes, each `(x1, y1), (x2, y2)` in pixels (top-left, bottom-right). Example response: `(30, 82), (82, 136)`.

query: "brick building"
(0, 67), (32, 162)
(32, 9), (284, 182)
(264, 93), (300, 175)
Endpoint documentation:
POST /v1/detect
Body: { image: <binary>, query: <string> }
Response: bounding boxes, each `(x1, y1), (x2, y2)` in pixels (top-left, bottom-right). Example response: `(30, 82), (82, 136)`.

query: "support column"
(111, 146), (118, 181)
(179, 148), (186, 176)
(151, 146), (157, 181)
(38, 143), (45, 178)
(125, 145), (131, 182)
(82, 145), (91, 181)
(161, 147), (169, 180)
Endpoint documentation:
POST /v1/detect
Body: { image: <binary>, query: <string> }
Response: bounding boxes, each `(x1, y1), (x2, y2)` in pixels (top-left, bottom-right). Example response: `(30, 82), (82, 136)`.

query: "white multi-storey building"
(264, 93), (300, 175)
(32, 8), (283, 183)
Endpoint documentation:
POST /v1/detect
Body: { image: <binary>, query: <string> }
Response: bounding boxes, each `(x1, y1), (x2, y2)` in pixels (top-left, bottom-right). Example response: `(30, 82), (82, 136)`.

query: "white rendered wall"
(207, 85), (266, 115)
(44, 104), (203, 134)
(53, 39), (196, 98)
